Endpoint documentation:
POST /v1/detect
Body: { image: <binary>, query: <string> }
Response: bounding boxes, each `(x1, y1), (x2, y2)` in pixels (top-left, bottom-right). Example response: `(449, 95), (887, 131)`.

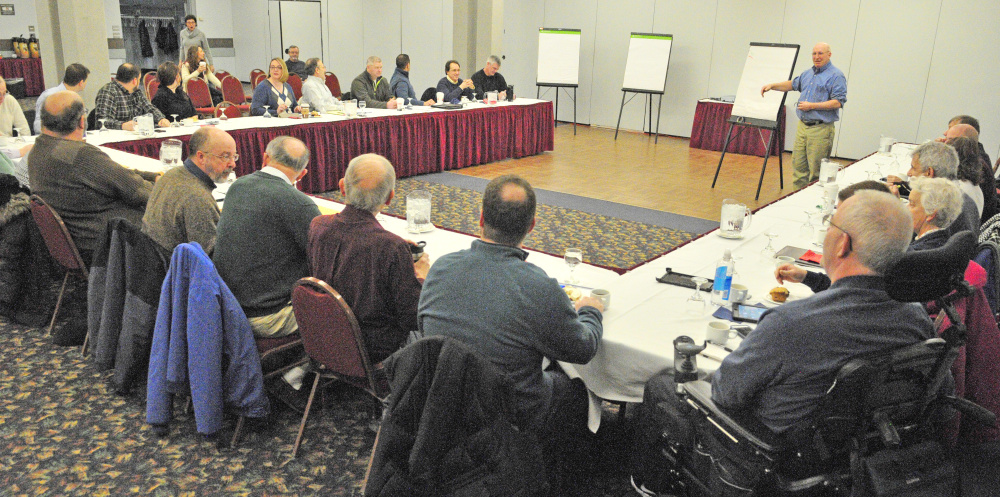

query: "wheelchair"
(658, 231), (997, 497)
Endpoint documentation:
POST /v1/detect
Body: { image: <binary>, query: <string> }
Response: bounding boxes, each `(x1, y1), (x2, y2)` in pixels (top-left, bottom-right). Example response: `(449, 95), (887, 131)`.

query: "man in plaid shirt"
(94, 63), (170, 131)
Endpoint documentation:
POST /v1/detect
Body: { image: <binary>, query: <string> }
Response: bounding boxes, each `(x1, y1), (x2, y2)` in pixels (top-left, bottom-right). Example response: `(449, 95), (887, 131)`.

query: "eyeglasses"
(204, 151), (239, 163)
(822, 213), (853, 248)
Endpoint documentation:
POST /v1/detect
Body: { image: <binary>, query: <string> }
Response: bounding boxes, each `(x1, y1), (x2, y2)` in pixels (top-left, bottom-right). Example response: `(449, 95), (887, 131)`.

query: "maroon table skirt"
(689, 100), (786, 158)
(0, 58), (45, 96)
(102, 101), (554, 194)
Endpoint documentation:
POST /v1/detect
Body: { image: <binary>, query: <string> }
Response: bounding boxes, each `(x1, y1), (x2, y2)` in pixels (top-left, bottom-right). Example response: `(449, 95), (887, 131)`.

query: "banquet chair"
(219, 76), (250, 113)
(290, 277), (389, 458)
(249, 68), (264, 84)
(324, 72), (341, 98)
(145, 79), (160, 101)
(973, 240), (1000, 314)
(29, 195), (90, 346)
(230, 332), (306, 447)
(187, 78), (216, 116)
(668, 231), (996, 496)
(286, 74), (303, 100)
(214, 101), (243, 120)
(214, 70), (231, 81)
(142, 71), (157, 91)
(251, 71), (266, 88)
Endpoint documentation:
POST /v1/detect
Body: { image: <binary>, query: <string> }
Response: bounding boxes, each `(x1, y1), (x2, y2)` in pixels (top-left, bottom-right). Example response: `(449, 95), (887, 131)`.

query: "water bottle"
(711, 249), (734, 306)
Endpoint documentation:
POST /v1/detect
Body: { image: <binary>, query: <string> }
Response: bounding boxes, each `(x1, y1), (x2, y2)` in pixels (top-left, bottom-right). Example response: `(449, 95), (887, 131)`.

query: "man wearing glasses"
(142, 127), (236, 255)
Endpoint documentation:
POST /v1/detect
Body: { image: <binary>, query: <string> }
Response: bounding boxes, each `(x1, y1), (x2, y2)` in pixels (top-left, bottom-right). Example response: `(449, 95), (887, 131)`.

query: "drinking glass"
(98, 118), (108, 132)
(686, 276), (709, 315)
(358, 100), (367, 116)
(800, 210), (816, 239)
(262, 105), (271, 118)
(760, 232), (779, 261)
(564, 248), (583, 284)
(170, 114), (179, 126)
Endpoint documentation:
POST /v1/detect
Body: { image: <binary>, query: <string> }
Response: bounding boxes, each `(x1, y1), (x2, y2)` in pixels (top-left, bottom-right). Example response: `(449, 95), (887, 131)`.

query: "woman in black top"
(151, 61), (197, 121)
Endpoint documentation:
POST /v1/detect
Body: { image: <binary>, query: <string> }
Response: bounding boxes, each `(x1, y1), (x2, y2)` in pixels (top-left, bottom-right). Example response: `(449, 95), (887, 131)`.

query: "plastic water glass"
(406, 190), (432, 233)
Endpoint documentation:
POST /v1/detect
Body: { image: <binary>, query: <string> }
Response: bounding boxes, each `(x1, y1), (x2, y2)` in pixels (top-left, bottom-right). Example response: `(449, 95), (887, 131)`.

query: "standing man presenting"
(762, 43), (847, 189)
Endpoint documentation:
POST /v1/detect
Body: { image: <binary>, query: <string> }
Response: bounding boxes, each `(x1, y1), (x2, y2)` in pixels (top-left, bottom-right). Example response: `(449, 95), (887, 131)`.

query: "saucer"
(716, 231), (744, 240)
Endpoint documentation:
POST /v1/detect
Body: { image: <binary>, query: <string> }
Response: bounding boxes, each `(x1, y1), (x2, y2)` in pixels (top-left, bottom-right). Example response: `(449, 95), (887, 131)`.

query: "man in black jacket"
(470, 55), (508, 101)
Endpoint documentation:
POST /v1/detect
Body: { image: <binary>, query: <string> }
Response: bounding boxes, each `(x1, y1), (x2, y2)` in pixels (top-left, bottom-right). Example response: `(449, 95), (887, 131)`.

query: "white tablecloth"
(103, 140), (916, 431)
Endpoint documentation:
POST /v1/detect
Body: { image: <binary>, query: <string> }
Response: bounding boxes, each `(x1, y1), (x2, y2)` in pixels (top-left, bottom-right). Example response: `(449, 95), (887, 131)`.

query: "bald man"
(143, 127), (236, 255)
(307, 153), (428, 363)
(762, 42), (848, 189)
(27, 91), (156, 260)
(942, 122), (998, 222)
(213, 136), (321, 339)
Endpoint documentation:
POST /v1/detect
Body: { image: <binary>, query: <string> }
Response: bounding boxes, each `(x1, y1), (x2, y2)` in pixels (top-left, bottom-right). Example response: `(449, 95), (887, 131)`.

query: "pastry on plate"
(769, 286), (790, 303)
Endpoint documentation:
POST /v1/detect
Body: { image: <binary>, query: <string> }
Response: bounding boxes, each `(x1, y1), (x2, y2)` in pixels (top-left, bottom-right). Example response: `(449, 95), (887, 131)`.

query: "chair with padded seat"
(145, 79), (160, 101)
(286, 74), (303, 100)
(289, 277), (389, 458)
(142, 72), (157, 91)
(219, 76), (250, 113)
(230, 332), (307, 447)
(324, 72), (342, 98)
(214, 101), (243, 120)
(186, 78), (215, 116)
(29, 195), (90, 350)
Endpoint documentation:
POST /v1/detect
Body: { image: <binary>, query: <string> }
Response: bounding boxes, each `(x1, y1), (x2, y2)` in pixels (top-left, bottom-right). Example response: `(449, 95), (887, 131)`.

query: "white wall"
(0, 0), (37, 45)
(194, 0), (236, 75)
(104, 0), (124, 71)
(504, 0), (1000, 161)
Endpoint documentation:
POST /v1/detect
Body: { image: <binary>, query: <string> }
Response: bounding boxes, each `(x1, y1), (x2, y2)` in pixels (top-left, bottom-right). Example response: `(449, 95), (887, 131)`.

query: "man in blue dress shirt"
(762, 43), (848, 189)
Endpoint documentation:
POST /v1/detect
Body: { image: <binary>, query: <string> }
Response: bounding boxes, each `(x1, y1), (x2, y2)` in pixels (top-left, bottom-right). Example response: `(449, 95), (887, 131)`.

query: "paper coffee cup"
(590, 289), (611, 310)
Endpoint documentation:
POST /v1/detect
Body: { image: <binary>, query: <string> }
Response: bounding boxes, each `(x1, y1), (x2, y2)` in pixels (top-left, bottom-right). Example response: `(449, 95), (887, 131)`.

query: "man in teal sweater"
(213, 136), (320, 338)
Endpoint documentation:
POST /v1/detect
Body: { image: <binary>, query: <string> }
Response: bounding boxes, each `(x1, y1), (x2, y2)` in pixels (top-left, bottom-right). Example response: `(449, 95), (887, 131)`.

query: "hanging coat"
(138, 20), (154, 57)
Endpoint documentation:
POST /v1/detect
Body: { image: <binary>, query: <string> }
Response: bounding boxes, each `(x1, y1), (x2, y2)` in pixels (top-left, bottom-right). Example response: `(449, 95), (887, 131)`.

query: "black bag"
(862, 441), (956, 497)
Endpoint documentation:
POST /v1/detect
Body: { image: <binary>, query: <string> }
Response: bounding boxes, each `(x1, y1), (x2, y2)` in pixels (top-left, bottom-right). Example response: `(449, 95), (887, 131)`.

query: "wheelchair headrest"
(885, 230), (975, 302)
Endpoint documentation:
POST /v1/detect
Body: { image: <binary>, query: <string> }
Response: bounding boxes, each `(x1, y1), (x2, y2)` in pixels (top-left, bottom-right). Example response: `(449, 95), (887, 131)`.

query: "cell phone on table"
(732, 303), (768, 323)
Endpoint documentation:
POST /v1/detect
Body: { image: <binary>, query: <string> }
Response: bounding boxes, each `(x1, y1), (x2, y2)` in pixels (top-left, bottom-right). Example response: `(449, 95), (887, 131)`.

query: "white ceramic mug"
(706, 321), (736, 346)
(591, 288), (611, 310)
(729, 284), (749, 304)
(436, 91), (445, 104)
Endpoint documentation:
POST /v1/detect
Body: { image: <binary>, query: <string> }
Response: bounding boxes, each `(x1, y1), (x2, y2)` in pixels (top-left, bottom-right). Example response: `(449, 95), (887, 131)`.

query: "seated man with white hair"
(888, 140), (979, 237)
(307, 153), (429, 364)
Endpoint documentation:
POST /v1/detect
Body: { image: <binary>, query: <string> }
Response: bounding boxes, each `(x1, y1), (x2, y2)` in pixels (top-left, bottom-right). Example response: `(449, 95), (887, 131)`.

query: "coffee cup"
(706, 321), (736, 346)
(436, 91), (444, 104)
(729, 284), (749, 304)
(409, 241), (426, 262)
(590, 288), (611, 310)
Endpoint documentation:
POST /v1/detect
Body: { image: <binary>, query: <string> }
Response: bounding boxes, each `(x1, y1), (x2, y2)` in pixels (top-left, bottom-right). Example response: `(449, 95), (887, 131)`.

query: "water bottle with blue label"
(711, 249), (734, 306)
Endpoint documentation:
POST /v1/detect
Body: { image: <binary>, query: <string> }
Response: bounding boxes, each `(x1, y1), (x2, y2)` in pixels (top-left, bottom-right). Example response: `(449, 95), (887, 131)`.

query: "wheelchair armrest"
(682, 380), (783, 453)
(941, 395), (998, 428)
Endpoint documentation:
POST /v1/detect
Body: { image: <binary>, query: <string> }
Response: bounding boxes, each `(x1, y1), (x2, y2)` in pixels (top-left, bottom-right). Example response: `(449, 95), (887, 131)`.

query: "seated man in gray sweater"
(214, 136), (320, 338)
(631, 191), (937, 494)
(418, 174), (604, 492)
(142, 127), (235, 255)
(350, 56), (398, 110)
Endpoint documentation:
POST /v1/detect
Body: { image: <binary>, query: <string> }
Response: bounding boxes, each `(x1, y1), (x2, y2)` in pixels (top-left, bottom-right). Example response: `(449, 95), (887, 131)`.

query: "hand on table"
(386, 99), (398, 109)
(413, 252), (430, 280)
(121, 121), (137, 131)
(157, 118), (171, 128)
(423, 99), (434, 106)
(276, 103), (288, 114)
(499, 91), (507, 100)
(576, 295), (605, 313)
(774, 263), (807, 285)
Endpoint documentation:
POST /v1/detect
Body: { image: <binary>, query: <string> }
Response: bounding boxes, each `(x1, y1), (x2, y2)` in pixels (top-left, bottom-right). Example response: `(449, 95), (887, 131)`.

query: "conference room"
(3, 0), (999, 495)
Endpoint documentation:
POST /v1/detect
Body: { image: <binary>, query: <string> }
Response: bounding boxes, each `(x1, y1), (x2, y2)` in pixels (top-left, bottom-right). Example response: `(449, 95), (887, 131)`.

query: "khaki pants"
(248, 303), (298, 338)
(791, 121), (835, 189)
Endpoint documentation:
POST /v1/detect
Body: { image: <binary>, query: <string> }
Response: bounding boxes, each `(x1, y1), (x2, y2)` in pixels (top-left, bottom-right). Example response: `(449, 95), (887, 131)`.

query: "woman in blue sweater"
(250, 58), (300, 116)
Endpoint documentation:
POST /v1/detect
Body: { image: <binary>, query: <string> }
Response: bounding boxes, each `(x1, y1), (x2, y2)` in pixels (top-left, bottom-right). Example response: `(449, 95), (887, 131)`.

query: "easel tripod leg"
(756, 147), (772, 201)
(573, 87), (577, 136)
(655, 94), (663, 145)
(712, 123), (737, 188)
(615, 91), (626, 140)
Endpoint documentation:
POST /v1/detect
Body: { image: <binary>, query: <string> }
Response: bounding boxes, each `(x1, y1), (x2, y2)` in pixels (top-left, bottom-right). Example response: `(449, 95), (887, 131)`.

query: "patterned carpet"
(0, 280), (637, 496)
(317, 178), (700, 272)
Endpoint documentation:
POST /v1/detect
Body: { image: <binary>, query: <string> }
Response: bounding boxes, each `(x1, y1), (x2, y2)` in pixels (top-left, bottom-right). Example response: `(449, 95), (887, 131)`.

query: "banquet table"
(92, 99), (554, 195)
(689, 99), (786, 157)
(101, 140), (914, 431)
(0, 58), (45, 96)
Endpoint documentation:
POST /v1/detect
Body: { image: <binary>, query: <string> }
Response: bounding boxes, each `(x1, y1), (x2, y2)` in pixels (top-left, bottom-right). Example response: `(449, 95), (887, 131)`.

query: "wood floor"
(455, 124), (847, 222)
